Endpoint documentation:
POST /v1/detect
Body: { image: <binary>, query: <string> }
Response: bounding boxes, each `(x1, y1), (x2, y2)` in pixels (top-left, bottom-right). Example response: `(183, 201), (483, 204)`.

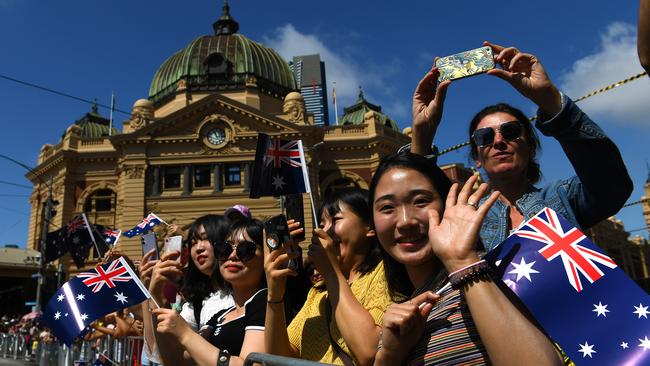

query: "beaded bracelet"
(448, 260), (491, 289)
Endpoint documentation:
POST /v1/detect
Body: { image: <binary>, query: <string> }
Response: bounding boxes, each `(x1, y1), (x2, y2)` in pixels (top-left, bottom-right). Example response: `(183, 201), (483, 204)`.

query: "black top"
(204, 288), (267, 356)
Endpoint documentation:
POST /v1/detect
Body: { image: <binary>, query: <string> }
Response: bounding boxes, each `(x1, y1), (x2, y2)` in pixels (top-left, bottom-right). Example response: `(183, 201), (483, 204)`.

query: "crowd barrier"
(1, 333), (331, 366)
(0, 333), (144, 365)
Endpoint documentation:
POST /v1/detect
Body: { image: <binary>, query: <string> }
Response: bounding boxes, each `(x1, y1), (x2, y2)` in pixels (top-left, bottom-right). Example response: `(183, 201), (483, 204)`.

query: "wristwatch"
(217, 349), (230, 366)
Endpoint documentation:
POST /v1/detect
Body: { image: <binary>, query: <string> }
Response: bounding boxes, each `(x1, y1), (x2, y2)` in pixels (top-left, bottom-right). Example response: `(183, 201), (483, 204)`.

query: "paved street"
(0, 358), (35, 366)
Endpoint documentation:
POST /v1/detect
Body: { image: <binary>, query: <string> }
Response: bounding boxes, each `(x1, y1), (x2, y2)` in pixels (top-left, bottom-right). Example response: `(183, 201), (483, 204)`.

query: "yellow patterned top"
(287, 261), (392, 365)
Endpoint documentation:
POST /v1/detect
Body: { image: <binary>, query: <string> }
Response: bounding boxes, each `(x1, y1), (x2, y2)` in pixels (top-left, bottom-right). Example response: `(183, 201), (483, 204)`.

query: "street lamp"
(0, 154), (56, 312)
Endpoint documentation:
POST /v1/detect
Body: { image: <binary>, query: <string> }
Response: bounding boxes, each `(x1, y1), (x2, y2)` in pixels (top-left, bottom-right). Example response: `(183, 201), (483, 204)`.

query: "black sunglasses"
(216, 240), (258, 262)
(472, 120), (523, 147)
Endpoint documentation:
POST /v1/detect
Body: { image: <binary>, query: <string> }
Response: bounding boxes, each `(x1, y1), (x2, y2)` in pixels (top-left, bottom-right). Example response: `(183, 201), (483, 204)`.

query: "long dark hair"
(317, 187), (381, 277)
(468, 103), (542, 184)
(368, 152), (452, 300)
(181, 214), (231, 307)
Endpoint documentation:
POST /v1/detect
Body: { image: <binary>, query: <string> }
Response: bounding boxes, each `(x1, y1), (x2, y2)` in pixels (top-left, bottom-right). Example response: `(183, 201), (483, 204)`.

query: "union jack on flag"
(77, 258), (133, 293)
(265, 139), (302, 168)
(101, 227), (122, 246)
(66, 215), (86, 235)
(513, 207), (617, 292)
(484, 207), (650, 365)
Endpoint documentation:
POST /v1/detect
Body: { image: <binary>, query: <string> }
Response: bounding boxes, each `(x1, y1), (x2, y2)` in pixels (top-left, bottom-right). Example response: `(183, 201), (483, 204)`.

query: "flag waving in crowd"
(485, 208), (650, 365)
(122, 213), (165, 238)
(44, 214), (101, 268)
(250, 133), (310, 198)
(43, 256), (150, 345)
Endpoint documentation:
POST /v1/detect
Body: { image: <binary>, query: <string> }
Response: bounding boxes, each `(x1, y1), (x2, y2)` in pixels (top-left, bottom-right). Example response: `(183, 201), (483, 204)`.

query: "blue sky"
(0, 0), (648, 247)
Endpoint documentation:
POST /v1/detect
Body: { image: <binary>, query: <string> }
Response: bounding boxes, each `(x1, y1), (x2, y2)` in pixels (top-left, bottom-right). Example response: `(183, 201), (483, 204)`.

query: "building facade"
(25, 3), (408, 275)
(289, 55), (329, 126)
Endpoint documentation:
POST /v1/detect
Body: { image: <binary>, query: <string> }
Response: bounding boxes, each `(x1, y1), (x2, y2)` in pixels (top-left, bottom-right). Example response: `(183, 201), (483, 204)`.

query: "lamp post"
(0, 154), (56, 312)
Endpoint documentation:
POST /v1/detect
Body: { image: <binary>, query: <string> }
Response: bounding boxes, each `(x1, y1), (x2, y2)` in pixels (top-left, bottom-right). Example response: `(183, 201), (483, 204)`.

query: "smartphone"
(263, 214), (299, 271)
(436, 46), (495, 82)
(163, 235), (183, 261)
(142, 233), (159, 260)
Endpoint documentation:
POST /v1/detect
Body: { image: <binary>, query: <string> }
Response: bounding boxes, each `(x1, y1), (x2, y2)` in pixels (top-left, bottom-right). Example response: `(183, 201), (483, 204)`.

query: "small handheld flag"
(43, 257), (150, 345)
(122, 213), (165, 238)
(250, 133), (311, 198)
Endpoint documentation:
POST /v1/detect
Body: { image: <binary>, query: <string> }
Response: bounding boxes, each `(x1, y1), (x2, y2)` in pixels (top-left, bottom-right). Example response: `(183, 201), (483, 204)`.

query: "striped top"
(404, 286), (490, 365)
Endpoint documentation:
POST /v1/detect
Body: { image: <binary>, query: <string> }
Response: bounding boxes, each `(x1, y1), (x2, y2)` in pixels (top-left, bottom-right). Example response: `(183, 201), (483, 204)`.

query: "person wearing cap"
(409, 41), (632, 252)
(224, 204), (252, 221)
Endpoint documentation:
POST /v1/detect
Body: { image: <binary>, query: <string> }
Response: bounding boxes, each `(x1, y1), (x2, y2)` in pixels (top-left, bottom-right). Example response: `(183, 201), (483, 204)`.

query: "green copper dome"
(339, 88), (399, 130)
(149, 2), (296, 104)
(73, 103), (119, 138)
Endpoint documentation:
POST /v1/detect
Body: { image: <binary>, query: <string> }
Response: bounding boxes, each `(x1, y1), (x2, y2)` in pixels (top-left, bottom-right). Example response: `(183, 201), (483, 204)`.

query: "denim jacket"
(479, 94), (633, 252)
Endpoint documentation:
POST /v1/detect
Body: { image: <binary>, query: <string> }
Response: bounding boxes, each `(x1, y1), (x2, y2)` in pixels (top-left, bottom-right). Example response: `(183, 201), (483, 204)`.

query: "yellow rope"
(436, 71), (648, 156)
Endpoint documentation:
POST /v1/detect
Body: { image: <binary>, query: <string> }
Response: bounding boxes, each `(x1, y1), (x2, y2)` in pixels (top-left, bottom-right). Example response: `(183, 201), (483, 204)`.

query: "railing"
(0, 333), (145, 366)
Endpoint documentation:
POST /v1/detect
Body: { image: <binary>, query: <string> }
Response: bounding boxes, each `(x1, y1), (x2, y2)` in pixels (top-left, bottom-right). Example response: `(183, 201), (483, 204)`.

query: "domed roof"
(68, 102), (119, 138)
(339, 88), (399, 131)
(149, 2), (296, 104)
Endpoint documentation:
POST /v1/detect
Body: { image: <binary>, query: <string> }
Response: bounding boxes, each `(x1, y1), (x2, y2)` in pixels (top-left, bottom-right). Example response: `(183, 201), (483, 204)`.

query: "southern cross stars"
(80, 313), (88, 321)
(57, 294), (65, 302)
(54, 311), (61, 320)
(633, 303), (649, 319)
(271, 174), (285, 190)
(578, 342), (596, 358)
(76, 293), (85, 301)
(592, 302), (610, 317)
(508, 257), (540, 282)
(639, 336), (650, 351)
(621, 342), (629, 349)
(114, 292), (128, 304)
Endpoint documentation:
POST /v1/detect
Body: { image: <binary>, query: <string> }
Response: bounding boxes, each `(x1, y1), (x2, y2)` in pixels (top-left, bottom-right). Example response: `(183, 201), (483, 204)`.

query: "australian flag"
(485, 207), (650, 365)
(43, 257), (150, 345)
(44, 215), (97, 268)
(122, 213), (164, 238)
(250, 133), (311, 198)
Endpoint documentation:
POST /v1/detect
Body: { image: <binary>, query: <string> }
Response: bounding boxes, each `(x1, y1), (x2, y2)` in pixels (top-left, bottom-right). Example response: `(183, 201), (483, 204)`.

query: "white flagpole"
(297, 141), (318, 224)
(118, 257), (160, 309)
(108, 91), (115, 137)
(81, 213), (102, 258)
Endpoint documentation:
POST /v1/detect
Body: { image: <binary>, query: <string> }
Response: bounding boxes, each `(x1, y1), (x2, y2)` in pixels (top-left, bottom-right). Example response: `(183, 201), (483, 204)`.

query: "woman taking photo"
(370, 152), (562, 366)
(409, 42), (632, 251)
(265, 188), (392, 366)
(141, 214), (234, 364)
(152, 218), (267, 366)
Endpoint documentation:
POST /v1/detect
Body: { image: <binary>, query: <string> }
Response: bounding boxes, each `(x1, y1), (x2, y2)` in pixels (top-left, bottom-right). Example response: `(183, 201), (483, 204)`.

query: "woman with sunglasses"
(371, 152), (562, 365)
(152, 218), (267, 366)
(143, 215), (234, 365)
(409, 41), (632, 251)
(264, 188), (392, 366)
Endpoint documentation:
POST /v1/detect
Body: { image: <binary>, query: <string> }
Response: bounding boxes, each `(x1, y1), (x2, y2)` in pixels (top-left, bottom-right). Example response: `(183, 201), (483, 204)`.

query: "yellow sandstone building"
(25, 3), (409, 271)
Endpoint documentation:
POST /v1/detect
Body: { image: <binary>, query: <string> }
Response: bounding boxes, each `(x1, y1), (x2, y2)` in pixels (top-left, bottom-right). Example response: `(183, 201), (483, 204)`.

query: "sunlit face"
(219, 229), (263, 288)
(474, 112), (531, 179)
(319, 202), (373, 270)
(190, 225), (217, 276)
(372, 168), (444, 267)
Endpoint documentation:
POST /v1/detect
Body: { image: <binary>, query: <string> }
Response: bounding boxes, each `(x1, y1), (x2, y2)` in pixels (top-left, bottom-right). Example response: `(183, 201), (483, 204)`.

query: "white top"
(143, 290), (234, 363)
(180, 290), (235, 331)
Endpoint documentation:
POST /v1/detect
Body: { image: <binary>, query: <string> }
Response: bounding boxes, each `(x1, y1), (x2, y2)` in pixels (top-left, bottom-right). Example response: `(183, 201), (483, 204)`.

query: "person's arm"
(639, 0), (650, 73)
(410, 66), (451, 155)
(310, 229), (383, 366)
(263, 226), (301, 358)
(485, 41), (632, 227)
(153, 308), (264, 366)
(428, 176), (562, 366)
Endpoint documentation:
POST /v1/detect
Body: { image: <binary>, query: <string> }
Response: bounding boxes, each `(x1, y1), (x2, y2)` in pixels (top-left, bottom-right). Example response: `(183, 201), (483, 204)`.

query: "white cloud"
(559, 22), (650, 126)
(263, 24), (406, 122)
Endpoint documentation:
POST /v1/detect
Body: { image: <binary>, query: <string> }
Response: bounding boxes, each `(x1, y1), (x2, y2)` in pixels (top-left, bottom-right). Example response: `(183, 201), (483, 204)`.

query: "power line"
(0, 73), (130, 115)
(0, 180), (32, 189)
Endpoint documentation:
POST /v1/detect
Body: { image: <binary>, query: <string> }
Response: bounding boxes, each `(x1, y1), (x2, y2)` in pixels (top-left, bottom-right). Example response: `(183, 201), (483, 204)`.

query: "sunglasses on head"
(216, 240), (258, 262)
(472, 120), (523, 147)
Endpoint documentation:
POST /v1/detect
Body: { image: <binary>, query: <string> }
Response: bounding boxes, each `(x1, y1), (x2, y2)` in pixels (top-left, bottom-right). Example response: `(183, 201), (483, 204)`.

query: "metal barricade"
(244, 352), (332, 366)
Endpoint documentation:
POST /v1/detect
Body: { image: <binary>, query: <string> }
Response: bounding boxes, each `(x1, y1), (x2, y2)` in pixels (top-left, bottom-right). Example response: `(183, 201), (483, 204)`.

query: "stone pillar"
(151, 166), (161, 196)
(243, 162), (251, 192)
(213, 164), (222, 193)
(183, 165), (192, 195)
